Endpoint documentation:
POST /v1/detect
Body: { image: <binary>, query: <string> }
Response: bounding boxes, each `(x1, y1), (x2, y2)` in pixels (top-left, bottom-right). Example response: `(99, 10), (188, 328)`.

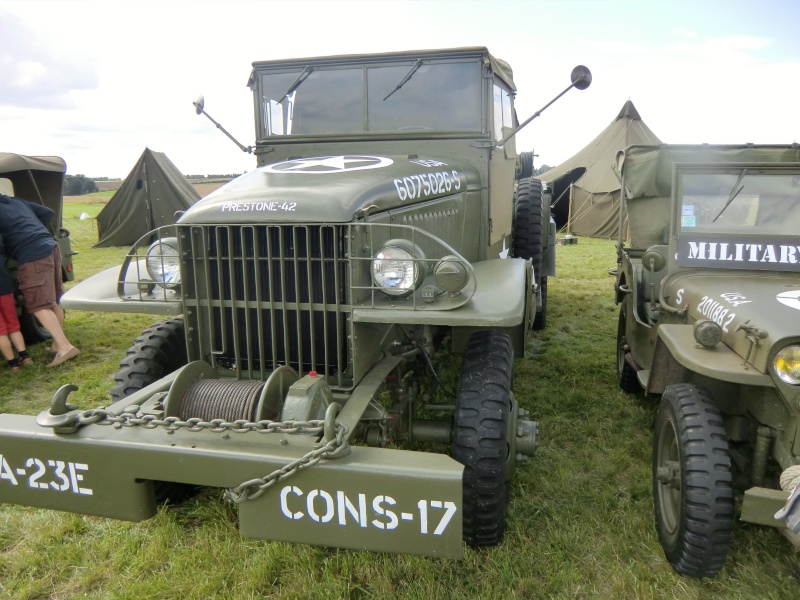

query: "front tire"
(452, 331), (513, 546)
(110, 318), (194, 504)
(653, 384), (734, 577)
(616, 301), (640, 392)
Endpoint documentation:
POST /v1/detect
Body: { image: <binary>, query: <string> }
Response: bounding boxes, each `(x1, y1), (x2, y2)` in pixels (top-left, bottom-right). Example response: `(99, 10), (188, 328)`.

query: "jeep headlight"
(371, 239), (425, 297)
(774, 346), (800, 385)
(146, 237), (181, 288)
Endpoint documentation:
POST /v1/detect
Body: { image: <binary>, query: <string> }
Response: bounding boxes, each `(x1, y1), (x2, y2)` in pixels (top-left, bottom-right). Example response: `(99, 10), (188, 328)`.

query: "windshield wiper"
(279, 66), (313, 101)
(712, 168), (747, 223)
(383, 59), (423, 101)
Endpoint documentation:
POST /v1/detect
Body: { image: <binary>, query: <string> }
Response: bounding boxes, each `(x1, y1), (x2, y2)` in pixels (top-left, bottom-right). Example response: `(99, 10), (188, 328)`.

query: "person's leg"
(18, 249), (79, 366)
(0, 334), (14, 361)
(8, 331), (31, 365)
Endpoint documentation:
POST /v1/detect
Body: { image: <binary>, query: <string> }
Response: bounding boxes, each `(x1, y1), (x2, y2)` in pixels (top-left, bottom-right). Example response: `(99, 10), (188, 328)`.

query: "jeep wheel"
(616, 301), (639, 392)
(512, 177), (545, 278)
(452, 330), (513, 546)
(653, 384), (734, 578)
(19, 306), (52, 344)
(110, 318), (195, 504)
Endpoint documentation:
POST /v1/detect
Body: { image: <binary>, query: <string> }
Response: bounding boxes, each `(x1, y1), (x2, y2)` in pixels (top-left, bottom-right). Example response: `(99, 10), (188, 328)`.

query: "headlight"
(774, 345), (800, 385)
(371, 239), (425, 297)
(146, 237), (181, 288)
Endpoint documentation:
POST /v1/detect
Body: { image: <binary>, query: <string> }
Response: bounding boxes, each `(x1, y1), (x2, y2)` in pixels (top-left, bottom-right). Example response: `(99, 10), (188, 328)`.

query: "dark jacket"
(0, 233), (12, 296)
(0, 194), (56, 265)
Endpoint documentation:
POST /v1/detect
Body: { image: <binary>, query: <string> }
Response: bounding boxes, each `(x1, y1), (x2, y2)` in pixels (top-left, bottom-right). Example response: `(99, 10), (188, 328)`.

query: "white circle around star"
(777, 289), (800, 311)
(260, 155), (393, 174)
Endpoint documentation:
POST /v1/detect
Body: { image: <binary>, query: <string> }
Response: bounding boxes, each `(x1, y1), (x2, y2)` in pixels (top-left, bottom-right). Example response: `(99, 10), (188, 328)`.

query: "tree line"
(63, 174), (97, 196)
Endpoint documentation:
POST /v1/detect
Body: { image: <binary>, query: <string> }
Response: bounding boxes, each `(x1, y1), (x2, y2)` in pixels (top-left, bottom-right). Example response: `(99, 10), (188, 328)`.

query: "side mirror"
(571, 66), (592, 91)
(193, 95), (205, 116)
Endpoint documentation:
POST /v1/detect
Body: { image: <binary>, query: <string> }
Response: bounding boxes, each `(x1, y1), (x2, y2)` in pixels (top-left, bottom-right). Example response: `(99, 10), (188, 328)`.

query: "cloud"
(0, 8), (98, 109)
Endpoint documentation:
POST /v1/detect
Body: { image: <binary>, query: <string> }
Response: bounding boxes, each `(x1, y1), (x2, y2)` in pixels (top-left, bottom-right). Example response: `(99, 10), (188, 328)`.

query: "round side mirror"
(570, 66), (592, 90)
(193, 95), (205, 115)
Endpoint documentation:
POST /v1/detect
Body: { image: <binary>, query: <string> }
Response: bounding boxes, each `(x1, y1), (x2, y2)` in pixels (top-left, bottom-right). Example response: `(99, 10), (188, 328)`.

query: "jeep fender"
(648, 324), (772, 394)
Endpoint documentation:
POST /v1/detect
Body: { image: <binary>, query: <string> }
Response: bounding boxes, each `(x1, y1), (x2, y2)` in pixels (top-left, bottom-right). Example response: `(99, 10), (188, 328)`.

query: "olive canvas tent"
(541, 100), (661, 238)
(94, 148), (200, 247)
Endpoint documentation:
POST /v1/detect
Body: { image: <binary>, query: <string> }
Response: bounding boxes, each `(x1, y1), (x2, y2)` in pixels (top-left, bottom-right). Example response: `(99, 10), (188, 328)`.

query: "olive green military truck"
(0, 153), (75, 343)
(614, 144), (800, 577)
(0, 48), (590, 558)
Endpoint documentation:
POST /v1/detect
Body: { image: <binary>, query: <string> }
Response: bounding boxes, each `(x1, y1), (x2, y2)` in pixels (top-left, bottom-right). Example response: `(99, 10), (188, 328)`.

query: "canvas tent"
(95, 148), (200, 247)
(541, 100), (661, 238)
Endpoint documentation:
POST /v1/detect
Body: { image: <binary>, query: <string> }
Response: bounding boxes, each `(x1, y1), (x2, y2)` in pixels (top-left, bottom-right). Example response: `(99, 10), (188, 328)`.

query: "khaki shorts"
(17, 247), (63, 313)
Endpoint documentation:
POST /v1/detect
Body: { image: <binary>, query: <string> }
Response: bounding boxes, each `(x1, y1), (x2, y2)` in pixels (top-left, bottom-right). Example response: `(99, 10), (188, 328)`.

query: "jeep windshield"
(676, 167), (800, 271)
(255, 59), (482, 137)
(678, 168), (800, 235)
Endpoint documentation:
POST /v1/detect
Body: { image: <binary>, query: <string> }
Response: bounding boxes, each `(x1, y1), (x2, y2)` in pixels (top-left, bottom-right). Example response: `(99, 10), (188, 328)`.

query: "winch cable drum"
(162, 362), (299, 423)
(178, 379), (267, 422)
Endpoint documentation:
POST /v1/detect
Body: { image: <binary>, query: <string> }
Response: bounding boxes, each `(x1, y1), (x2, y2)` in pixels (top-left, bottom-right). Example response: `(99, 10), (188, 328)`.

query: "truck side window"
(493, 83), (512, 145)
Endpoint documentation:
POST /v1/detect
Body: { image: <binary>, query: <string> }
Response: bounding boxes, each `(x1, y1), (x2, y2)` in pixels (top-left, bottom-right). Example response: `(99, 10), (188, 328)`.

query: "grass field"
(0, 229), (797, 599)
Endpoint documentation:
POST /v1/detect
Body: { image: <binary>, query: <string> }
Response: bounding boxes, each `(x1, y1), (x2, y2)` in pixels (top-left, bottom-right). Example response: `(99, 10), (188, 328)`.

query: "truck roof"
(249, 46), (516, 91)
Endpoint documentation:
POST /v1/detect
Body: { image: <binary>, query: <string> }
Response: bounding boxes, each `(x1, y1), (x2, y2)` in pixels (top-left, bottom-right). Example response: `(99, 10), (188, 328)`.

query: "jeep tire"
(452, 330), (513, 546)
(653, 384), (734, 577)
(616, 300), (640, 392)
(110, 318), (194, 504)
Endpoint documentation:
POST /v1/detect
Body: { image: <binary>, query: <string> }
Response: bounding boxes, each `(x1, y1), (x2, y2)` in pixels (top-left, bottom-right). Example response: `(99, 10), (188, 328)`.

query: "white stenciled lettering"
(337, 491), (368, 527)
(688, 242), (706, 260)
(278, 486), (457, 536)
(68, 462), (92, 495)
(280, 485), (304, 520)
(0, 455), (18, 486)
(372, 495), (399, 530)
(307, 489), (335, 523)
(675, 288), (684, 305)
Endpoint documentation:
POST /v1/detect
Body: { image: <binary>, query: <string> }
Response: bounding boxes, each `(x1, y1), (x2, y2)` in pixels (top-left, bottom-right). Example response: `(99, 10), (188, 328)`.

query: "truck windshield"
(257, 60), (481, 137)
(679, 169), (800, 235)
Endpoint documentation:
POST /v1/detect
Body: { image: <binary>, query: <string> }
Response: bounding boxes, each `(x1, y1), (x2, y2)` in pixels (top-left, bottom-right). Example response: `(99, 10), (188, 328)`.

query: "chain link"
(68, 404), (350, 503)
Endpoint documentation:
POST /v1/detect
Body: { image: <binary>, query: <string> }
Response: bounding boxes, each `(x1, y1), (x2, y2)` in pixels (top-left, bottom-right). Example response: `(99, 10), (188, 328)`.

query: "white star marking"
(261, 155), (393, 174)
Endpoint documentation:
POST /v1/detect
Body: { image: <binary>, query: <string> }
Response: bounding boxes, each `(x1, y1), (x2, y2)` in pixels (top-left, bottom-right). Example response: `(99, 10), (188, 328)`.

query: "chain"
(66, 404), (350, 504)
(69, 405), (327, 435)
(224, 421), (349, 504)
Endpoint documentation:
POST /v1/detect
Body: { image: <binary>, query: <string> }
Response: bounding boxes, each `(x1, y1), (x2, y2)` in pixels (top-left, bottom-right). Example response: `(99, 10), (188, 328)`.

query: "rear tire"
(452, 331), (513, 546)
(512, 177), (545, 279)
(653, 384), (734, 577)
(110, 318), (195, 504)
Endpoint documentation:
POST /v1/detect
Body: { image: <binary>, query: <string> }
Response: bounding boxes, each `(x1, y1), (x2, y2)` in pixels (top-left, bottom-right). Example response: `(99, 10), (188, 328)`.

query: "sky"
(1, 0), (799, 179)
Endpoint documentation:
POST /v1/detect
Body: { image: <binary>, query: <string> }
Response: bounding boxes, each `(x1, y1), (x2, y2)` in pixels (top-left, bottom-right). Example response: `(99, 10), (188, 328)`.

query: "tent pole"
(567, 184), (574, 235)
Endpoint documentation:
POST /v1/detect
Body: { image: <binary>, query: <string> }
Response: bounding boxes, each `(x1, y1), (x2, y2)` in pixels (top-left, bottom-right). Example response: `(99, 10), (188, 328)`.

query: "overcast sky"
(2, 0), (799, 179)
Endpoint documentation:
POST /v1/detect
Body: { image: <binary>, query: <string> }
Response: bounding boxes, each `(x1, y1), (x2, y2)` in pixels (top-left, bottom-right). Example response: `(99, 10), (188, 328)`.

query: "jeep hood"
(179, 155), (477, 224)
(668, 274), (800, 370)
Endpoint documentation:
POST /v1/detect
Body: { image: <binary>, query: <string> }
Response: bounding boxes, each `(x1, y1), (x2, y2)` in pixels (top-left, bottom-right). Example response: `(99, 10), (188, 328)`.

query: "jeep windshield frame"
(252, 57), (484, 139)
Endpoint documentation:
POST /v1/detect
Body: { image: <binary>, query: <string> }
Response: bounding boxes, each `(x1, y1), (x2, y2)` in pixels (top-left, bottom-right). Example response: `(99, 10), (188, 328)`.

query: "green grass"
(0, 237), (797, 598)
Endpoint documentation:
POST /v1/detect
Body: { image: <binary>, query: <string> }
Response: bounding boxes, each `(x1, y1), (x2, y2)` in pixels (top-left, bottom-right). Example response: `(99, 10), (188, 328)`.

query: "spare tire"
(512, 177), (545, 278)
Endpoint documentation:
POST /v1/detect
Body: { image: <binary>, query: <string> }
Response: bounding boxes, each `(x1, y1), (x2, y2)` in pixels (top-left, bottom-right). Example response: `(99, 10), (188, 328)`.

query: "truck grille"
(181, 224), (351, 386)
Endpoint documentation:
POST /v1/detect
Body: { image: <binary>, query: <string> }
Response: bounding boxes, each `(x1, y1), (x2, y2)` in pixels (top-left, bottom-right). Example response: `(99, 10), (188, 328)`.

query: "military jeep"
(614, 144), (800, 577)
(0, 48), (590, 557)
(0, 153), (75, 343)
